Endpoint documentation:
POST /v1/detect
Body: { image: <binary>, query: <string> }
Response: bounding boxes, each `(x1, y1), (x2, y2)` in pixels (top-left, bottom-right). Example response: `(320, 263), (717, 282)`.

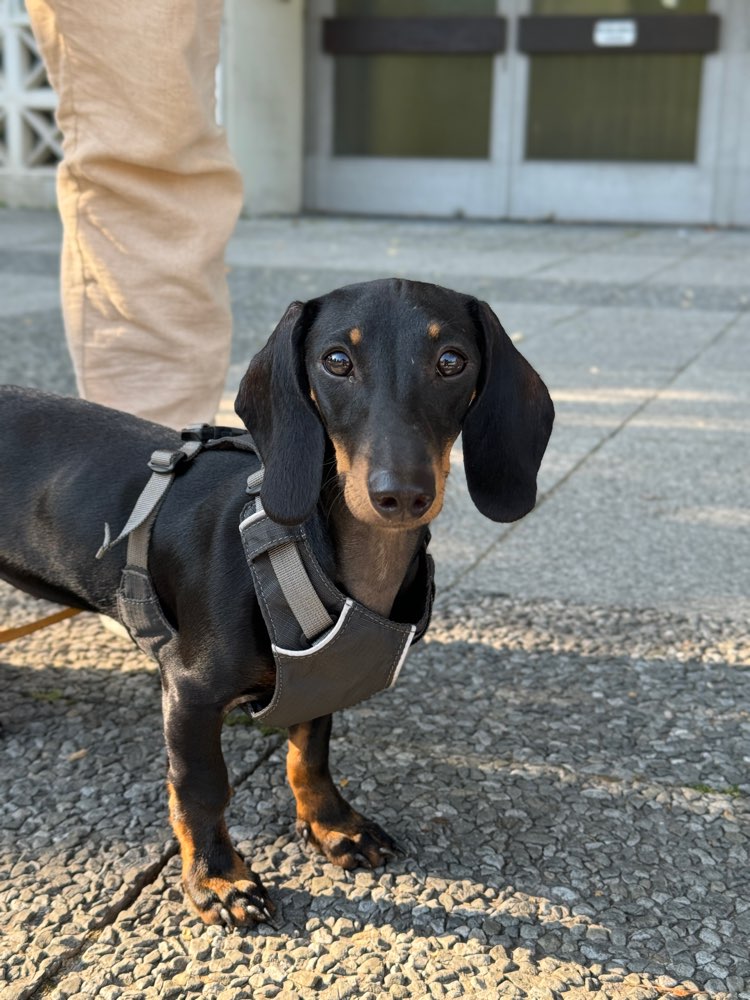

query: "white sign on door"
(593, 19), (638, 47)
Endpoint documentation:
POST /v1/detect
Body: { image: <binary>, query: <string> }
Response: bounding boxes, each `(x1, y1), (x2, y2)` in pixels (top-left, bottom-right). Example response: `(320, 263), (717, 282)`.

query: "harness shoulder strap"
(95, 424), (255, 568)
(95, 438), (203, 562)
(241, 476), (333, 644)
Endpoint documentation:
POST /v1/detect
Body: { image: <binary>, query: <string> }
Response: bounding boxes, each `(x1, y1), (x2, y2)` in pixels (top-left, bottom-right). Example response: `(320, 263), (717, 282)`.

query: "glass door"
(508, 0), (723, 222)
(304, 0), (511, 217)
(305, 0), (724, 223)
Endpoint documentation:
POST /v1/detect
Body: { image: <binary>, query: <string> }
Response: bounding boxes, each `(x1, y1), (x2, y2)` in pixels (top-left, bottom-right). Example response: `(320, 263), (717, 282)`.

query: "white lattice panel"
(0, 0), (60, 205)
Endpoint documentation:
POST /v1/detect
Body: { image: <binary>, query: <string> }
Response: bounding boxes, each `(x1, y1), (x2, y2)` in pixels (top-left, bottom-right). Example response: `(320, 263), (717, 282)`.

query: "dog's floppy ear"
(235, 300), (325, 525)
(462, 299), (554, 522)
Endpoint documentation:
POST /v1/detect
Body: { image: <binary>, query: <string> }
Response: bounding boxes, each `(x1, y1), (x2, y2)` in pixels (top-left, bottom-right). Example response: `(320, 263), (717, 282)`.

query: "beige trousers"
(27, 0), (243, 428)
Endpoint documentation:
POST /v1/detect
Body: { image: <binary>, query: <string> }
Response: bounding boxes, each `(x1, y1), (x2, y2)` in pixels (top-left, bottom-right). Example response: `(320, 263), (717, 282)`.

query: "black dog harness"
(97, 426), (434, 728)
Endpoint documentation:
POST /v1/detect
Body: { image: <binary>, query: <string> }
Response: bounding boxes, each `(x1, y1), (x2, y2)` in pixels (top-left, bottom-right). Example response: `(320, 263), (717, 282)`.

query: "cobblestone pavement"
(1, 212), (749, 999)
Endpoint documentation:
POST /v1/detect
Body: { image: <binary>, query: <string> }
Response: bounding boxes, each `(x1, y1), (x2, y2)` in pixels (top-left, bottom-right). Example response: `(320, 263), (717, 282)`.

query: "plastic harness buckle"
(181, 423), (217, 443)
(148, 447), (190, 473)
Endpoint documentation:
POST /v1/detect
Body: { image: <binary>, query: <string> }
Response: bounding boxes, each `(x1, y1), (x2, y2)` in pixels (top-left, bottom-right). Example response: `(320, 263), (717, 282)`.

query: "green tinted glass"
(333, 0), (495, 159)
(526, 0), (707, 162)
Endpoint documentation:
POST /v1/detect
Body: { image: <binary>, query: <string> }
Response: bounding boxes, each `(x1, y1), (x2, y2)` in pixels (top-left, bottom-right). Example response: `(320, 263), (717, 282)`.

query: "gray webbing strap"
(267, 540), (333, 642)
(95, 439), (202, 560)
(246, 469), (264, 494)
(125, 507), (158, 569)
(245, 470), (333, 643)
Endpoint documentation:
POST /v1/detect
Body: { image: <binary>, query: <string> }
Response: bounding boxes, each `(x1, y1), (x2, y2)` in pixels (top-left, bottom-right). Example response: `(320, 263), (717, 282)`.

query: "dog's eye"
(436, 350), (467, 377)
(323, 351), (353, 377)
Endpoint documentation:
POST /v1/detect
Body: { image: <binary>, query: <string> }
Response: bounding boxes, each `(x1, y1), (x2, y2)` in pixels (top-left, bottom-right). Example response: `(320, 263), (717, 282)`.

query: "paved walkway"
(1, 210), (749, 1000)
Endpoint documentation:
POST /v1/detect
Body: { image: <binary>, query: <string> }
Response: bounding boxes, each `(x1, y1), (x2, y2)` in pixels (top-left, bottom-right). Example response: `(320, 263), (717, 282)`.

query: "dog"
(0, 278), (553, 927)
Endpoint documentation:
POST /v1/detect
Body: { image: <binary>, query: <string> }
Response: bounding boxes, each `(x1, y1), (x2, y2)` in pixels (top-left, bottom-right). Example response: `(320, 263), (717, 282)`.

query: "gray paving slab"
(532, 254), (676, 286)
(485, 303), (583, 340)
(1, 209), (749, 1000)
(0, 309), (74, 395)
(0, 247), (58, 278)
(647, 254), (750, 288)
(0, 208), (62, 250)
(521, 306), (735, 374)
(454, 316), (750, 621)
(596, 227), (719, 255)
(228, 233), (568, 282)
(225, 217), (635, 272)
(0, 274), (61, 318)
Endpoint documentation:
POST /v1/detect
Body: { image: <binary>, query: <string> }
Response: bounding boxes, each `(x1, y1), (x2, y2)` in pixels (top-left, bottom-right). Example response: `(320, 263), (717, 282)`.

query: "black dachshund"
(0, 278), (553, 926)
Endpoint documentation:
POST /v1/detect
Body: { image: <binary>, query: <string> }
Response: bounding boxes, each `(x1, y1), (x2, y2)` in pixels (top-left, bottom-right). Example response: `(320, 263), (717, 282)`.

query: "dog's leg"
(164, 697), (273, 926)
(287, 715), (399, 868)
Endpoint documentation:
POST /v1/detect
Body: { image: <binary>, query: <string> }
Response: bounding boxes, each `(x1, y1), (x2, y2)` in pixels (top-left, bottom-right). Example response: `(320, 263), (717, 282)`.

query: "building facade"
(2, 0), (749, 225)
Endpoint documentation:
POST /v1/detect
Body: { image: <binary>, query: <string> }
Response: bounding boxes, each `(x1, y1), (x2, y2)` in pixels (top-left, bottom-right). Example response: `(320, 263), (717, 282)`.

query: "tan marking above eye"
(427, 322), (441, 339)
(348, 327), (362, 345)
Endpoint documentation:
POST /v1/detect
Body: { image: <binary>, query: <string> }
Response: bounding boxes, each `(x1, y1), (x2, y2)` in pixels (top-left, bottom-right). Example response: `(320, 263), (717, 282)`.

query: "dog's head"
(235, 278), (554, 528)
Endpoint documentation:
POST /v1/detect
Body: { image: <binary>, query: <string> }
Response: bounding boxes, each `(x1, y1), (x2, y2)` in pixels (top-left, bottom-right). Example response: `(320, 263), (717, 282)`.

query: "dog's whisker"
(324, 491), (347, 527)
(321, 478), (346, 524)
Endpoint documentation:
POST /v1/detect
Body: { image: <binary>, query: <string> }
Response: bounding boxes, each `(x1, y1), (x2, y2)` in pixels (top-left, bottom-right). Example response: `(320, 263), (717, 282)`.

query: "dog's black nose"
(368, 470), (435, 522)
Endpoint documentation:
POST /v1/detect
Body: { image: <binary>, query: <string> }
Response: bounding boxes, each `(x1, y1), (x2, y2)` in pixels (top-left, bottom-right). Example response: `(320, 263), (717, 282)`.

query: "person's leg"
(27, 0), (243, 428)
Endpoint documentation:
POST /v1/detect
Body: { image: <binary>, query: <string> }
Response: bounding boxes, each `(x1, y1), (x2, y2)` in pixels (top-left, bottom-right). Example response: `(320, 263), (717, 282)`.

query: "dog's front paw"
(183, 852), (275, 927)
(297, 810), (401, 870)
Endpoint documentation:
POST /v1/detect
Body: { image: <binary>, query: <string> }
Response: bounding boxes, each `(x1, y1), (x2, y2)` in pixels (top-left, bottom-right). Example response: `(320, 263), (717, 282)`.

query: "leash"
(0, 606), (82, 645)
